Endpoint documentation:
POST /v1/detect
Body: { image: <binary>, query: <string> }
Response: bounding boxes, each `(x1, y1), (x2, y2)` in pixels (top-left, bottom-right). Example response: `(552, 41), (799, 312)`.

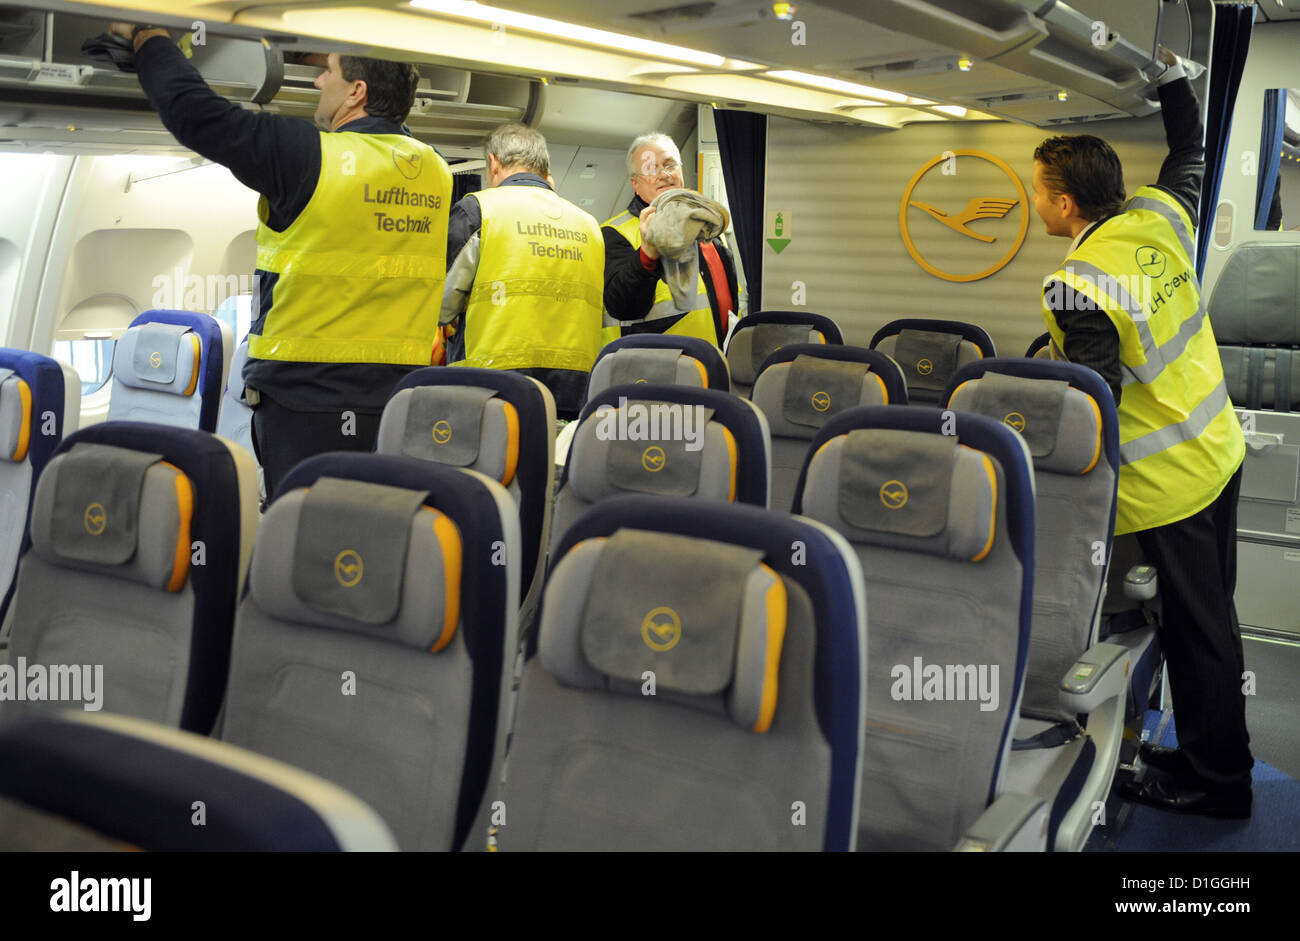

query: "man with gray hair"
(601, 132), (738, 346)
(442, 123), (604, 417)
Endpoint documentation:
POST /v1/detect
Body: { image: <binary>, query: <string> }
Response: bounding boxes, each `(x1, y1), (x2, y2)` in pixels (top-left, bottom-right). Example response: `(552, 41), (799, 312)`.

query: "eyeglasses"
(635, 160), (682, 179)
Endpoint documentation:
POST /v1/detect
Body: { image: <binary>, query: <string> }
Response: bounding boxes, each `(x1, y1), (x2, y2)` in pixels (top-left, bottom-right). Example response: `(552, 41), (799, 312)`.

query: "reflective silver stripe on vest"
(1126, 195), (1196, 264)
(1121, 291), (1210, 387)
(607, 212), (634, 228)
(1119, 379), (1231, 465)
(603, 293), (711, 328)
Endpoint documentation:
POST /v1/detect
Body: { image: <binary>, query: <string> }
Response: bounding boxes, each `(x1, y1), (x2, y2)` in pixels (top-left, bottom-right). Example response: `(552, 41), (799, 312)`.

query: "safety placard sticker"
(1286, 508), (1300, 535)
(34, 63), (85, 85)
(1284, 551), (1300, 563)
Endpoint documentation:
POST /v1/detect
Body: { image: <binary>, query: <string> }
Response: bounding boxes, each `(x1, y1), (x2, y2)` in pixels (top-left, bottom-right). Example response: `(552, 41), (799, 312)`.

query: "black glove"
(80, 32), (137, 72)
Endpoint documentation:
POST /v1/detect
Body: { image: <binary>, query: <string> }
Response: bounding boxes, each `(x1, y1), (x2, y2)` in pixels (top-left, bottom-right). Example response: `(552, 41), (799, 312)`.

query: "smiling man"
(1032, 46), (1251, 818)
(113, 24), (451, 499)
(601, 133), (737, 347)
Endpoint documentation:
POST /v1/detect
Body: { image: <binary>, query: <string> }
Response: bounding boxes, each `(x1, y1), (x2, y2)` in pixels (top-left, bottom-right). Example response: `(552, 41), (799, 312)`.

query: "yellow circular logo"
(392, 146), (422, 179)
(84, 502), (106, 535)
(149, 351), (162, 368)
(634, 378), (648, 383)
(879, 480), (909, 509)
(642, 446), (667, 472)
(811, 390), (832, 412)
(916, 359), (934, 376)
(1003, 411), (1026, 432)
(642, 606), (682, 651)
(899, 150), (1029, 283)
(431, 420), (453, 444)
(334, 550), (363, 587)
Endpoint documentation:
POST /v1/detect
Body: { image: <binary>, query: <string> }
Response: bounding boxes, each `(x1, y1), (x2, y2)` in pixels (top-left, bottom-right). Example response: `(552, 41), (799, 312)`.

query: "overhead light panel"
(766, 69), (933, 105)
(934, 105), (967, 117)
(957, 56), (973, 72)
(410, 0), (727, 67)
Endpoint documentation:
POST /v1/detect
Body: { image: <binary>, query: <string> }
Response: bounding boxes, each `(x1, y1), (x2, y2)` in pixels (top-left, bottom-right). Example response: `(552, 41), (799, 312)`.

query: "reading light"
(957, 56), (973, 72)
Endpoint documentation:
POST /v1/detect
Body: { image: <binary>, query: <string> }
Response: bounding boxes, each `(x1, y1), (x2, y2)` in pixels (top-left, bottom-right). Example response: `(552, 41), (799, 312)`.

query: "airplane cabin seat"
(724, 311), (844, 398)
(218, 453), (519, 851)
(870, 318), (995, 405)
(499, 494), (867, 850)
(751, 344), (906, 512)
(107, 310), (229, 432)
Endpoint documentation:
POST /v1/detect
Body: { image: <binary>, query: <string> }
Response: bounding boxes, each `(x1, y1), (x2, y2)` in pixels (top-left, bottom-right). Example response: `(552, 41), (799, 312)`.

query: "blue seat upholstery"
(870, 317), (996, 405)
(725, 311), (844, 397)
(3, 421), (259, 733)
(0, 713), (397, 851)
(219, 453), (520, 851)
(502, 495), (867, 850)
(108, 310), (227, 432)
(0, 348), (77, 624)
(793, 405), (1043, 850)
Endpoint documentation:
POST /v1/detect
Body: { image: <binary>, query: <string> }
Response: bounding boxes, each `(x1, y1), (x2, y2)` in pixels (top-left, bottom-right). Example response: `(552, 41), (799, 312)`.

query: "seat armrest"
(954, 793), (1048, 852)
(1060, 642), (1131, 713)
(1123, 562), (1157, 600)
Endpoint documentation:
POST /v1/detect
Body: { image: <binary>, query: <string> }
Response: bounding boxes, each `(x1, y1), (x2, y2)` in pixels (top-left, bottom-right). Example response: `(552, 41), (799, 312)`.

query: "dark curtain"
(714, 109), (767, 314)
(452, 172), (482, 203)
(1197, 3), (1256, 277)
(1255, 88), (1285, 229)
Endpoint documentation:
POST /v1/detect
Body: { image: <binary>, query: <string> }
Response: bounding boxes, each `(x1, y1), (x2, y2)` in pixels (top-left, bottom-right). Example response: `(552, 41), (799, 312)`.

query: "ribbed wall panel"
(763, 116), (1168, 357)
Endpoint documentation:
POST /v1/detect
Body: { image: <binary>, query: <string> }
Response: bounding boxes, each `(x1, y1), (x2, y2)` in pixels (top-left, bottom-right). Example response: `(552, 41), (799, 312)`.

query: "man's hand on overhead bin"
(108, 22), (172, 54)
(1157, 45), (1179, 68)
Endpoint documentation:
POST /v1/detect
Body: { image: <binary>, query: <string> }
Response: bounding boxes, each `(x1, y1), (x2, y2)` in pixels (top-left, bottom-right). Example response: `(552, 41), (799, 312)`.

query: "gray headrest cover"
(783, 355), (874, 428)
(397, 385), (496, 467)
(48, 443), (163, 566)
(749, 323), (817, 375)
(968, 372), (1068, 458)
(291, 477), (429, 625)
(540, 532), (788, 731)
(802, 430), (998, 561)
(950, 380), (1102, 476)
(31, 446), (191, 590)
(893, 329), (963, 392)
(602, 402), (717, 497)
(607, 347), (681, 387)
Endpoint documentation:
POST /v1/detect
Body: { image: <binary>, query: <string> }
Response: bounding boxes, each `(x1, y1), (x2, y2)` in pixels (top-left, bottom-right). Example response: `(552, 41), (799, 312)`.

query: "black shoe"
(1138, 742), (1192, 775)
(1120, 776), (1252, 819)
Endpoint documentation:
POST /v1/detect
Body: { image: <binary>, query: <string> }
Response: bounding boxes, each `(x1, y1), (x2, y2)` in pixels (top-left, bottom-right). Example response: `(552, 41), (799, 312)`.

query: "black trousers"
(1134, 464), (1253, 785)
(251, 394), (382, 502)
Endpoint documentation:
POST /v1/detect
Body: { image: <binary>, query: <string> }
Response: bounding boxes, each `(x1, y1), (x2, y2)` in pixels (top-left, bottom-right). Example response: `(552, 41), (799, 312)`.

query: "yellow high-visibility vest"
(249, 131), (452, 365)
(1042, 185), (1245, 534)
(459, 184), (604, 373)
(602, 209), (719, 347)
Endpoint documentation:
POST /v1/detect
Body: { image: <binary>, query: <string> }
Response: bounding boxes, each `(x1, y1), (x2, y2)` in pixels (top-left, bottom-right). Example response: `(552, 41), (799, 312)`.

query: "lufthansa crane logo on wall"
(899, 150), (1029, 283)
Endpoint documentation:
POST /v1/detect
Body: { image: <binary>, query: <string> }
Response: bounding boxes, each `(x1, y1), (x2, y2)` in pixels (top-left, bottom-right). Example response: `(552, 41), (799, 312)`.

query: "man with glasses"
(601, 133), (738, 347)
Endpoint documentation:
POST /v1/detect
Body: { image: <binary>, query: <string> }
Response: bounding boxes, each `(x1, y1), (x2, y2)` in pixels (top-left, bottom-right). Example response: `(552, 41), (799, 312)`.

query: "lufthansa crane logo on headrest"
(392, 146), (422, 180)
(811, 391), (832, 412)
(916, 359), (934, 376)
(149, 351), (162, 368)
(642, 606), (682, 652)
(1003, 411), (1026, 432)
(432, 420), (453, 444)
(642, 446), (667, 472)
(334, 550), (363, 588)
(880, 480), (909, 509)
(84, 502), (106, 536)
(634, 378), (648, 383)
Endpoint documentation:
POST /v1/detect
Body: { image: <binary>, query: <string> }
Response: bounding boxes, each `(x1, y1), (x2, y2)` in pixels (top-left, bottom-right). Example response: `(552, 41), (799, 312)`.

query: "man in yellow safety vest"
(601, 133), (737, 347)
(1033, 46), (1251, 817)
(442, 124), (603, 418)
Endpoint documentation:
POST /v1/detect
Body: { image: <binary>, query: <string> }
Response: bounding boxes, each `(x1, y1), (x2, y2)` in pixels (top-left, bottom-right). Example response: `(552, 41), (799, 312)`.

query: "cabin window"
(53, 337), (115, 396)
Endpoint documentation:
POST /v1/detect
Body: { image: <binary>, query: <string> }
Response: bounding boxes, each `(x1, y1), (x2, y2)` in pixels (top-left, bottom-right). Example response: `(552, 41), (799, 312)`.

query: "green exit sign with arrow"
(766, 210), (791, 254)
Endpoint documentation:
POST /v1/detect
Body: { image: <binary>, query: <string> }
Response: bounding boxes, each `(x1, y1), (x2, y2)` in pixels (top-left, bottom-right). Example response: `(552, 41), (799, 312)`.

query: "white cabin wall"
(1201, 21), (1300, 290)
(762, 114), (1168, 357)
(0, 153), (75, 350)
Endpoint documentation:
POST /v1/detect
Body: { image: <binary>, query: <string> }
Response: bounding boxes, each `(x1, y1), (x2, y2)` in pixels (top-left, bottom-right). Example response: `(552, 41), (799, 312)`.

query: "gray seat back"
(1209, 243), (1300, 411)
(219, 461), (520, 851)
(4, 429), (258, 732)
(751, 354), (890, 512)
(948, 368), (1116, 721)
(216, 339), (256, 457)
(795, 409), (1032, 850)
(727, 323), (831, 398)
(586, 345), (712, 400)
(873, 329), (986, 404)
(108, 321), (208, 429)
